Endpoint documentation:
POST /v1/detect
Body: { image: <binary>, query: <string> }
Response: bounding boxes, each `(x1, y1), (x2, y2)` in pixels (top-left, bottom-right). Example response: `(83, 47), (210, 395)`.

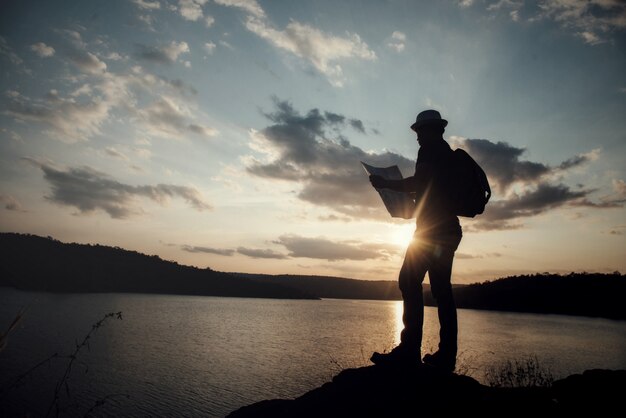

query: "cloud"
(274, 234), (399, 261)
(245, 17), (376, 87)
(181, 245), (235, 256)
(4, 89), (113, 142)
(136, 41), (190, 64)
(104, 146), (129, 161)
(165, 78), (198, 95)
(0, 194), (23, 211)
(58, 30), (110, 75)
(138, 14), (157, 30)
(215, 0), (374, 86)
(387, 31), (406, 52)
(236, 247), (288, 259)
(67, 50), (107, 74)
(104, 52), (125, 61)
(456, 252), (502, 259)
(178, 0), (208, 21)
(0, 36), (24, 66)
(578, 30), (602, 44)
(472, 183), (592, 230)
(214, 0), (265, 18)
(246, 98), (409, 219)
(3, 63), (209, 143)
(25, 159), (211, 218)
(612, 179), (626, 196)
(132, 0), (161, 10)
(572, 178), (626, 208)
(531, 0), (626, 45)
(463, 0), (626, 45)
(557, 148), (600, 170)
(456, 138), (550, 193)
(30, 42), (55, 57)
(204, 42), (216, 54)
(138, 96), (218, 139)
(445, 138), (615, 230)
(205, 15), (215, 27)
(455, 138), (599, 194)
(0, 127), (22, 142)
(606, 225), (626, 236)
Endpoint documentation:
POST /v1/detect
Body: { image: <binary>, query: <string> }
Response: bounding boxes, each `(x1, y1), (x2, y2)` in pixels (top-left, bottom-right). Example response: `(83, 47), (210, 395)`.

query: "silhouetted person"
(370, 110), (462, 372)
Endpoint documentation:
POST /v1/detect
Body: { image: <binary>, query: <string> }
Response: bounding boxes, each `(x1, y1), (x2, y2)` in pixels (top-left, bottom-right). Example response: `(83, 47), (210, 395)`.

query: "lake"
(1, 288), (625, 417)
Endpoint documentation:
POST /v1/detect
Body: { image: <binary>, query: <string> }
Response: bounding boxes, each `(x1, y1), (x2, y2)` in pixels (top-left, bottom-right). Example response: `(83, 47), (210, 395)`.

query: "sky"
(0, 0), (625, 283)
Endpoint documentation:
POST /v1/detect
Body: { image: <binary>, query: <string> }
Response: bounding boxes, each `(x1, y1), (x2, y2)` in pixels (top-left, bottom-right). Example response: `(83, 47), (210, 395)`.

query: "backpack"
(450, 148), (491, 217)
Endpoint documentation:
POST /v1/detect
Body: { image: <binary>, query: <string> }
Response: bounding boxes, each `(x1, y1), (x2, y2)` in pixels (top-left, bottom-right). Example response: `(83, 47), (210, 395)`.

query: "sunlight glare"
(389, 224), (414, 249)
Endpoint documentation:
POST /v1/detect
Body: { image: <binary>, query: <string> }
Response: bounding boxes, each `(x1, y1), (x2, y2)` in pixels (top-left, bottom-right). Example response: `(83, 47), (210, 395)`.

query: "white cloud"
(204, 41), (216, 54)
(138, 14), (156, 30)
(104, 52), (124, 61)
(30, 42), (55, 57)
(205, 15), (215, 27)
(136, 41), (190, 63)
(132, 0), (161, 10)
(388, 31), (406, 52)
(391, 31), (406, 41)
(178, 0), (208, 21)
(219, 40), (233, 49)
(458, 0), (474, 7)
(138, 96), (218, 139)
(62, 29), (86, 49)
(274, 235), (399, 261)
(68, 50), (107, 74)
(215, 0), (375, 86)
(578, 30), (603, 45)
(487, 0), (522, 12)
(5, 89), (111, 142)
(214, 0), (265, 18)
(245, 17), (376, 87)
(184, 60), (191, 68)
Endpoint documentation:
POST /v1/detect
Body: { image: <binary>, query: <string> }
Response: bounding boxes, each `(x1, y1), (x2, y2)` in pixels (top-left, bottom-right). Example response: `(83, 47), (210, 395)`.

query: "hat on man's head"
(410, 109), (448, 131)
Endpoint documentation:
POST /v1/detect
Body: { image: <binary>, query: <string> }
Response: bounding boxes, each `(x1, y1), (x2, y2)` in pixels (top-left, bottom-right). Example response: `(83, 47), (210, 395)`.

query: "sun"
(388, 224), (415, 249)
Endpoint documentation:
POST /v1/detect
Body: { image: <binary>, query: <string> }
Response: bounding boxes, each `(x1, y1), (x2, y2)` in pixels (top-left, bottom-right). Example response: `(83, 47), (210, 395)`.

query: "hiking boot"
(422, 351), (456, 372)
(371, 345), (421, 367)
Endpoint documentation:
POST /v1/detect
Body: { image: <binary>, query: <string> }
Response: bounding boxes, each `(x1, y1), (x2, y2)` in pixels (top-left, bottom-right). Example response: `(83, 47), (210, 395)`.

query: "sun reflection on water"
(394, 300), (403, 346)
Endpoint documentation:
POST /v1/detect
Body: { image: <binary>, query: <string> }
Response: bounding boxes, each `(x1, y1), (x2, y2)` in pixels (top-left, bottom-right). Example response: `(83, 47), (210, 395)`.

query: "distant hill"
(0, 233), (315, 300)
(236, 273), (404, 300)
(453, 273), (626, 319)
(1, 233), (624, 319)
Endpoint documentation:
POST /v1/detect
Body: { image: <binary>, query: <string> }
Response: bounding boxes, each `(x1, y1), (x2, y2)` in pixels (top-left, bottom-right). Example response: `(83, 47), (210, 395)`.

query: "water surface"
(1, 289), (624, 417)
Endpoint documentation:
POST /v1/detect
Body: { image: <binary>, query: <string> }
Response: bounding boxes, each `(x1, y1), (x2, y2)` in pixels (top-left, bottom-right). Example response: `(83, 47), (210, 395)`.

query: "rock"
(228, 366), (626, 417)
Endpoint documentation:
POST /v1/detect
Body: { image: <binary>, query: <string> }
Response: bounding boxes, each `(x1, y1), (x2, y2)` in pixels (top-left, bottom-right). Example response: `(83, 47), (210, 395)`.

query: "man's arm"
(369, 175), (416, 192)
(369, 164), (433, 193)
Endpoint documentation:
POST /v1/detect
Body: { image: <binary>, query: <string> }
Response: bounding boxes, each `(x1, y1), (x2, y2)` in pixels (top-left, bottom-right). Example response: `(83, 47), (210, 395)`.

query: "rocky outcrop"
(228, 366), (626, 417)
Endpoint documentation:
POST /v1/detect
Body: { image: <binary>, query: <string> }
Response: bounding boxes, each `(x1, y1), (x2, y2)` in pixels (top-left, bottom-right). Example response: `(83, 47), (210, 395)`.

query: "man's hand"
(369, 175), (388, 189)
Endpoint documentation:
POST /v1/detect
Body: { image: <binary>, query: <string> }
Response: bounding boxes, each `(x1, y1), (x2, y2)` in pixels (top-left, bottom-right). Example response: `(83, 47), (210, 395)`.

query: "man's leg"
(426, 236), (461, 366)
(398, 238), (429, 354)
(371, 237), (427, 365)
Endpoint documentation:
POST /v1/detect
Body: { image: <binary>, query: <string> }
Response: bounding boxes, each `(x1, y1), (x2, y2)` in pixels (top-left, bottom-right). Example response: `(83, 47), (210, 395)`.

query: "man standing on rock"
(369, 110), (462, 372)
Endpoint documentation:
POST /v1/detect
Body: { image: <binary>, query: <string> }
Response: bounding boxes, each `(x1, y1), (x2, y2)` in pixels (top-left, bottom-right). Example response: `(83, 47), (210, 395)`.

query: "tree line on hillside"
(0, 233), (315, 300)
(1, 233), (624, 319)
